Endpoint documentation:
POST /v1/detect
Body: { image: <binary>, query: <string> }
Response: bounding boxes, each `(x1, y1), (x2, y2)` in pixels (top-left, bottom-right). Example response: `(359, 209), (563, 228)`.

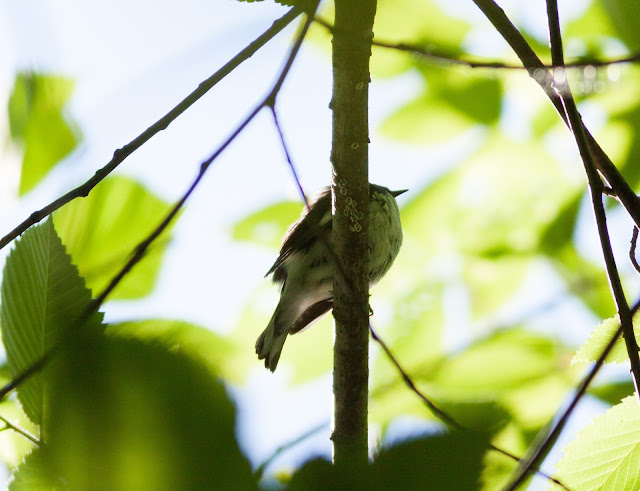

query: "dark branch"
(369, 324), (569, 490)
(0, 4), (319, 405)
(314, 15), (640, 70)
(0, 7), (301, 252)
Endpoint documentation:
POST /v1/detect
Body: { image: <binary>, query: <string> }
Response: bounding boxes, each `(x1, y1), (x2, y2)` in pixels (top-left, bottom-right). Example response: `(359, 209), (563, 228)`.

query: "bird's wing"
(265, 187), (332, 282)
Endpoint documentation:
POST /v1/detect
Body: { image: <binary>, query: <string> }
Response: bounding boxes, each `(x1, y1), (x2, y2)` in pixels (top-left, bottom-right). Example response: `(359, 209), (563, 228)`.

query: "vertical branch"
(545, 0), (640, 395)
(504, 3), (640, 488)
(331, 0), (377, 467)
(472, 0), (640, 229)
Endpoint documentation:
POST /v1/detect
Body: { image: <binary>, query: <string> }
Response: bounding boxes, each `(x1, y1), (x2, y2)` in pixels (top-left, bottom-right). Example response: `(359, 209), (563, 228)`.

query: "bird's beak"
(391, 189), (408, 197)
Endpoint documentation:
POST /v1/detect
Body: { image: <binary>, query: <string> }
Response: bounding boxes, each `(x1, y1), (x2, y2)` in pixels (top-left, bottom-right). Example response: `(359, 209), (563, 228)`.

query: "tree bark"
(330, 0), (377, 468)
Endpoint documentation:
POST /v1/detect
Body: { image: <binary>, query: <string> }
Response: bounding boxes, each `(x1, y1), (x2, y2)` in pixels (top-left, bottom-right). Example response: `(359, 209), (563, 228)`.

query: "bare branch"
(630, 227), (640, 276)
(0, 7), (301, 252)
(471, 0), (640, 231)
(314, 15), (640, 70)
(369, 325), (569, 490)
(0, 3), (320, 405)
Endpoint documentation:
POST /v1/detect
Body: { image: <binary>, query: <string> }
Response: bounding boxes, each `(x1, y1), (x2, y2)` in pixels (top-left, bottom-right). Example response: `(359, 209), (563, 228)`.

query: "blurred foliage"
(3, 0), (640, 489)
(11, 333), (256, 490)
(53, 175), (176, 300)
(289, 431), (488, 490)
(8, 72), (79, 195)
(231, 0), (640, 488)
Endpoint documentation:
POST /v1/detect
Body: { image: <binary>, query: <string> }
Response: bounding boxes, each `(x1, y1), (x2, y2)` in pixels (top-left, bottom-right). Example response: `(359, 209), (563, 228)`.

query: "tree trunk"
(330, 0), (377, 468)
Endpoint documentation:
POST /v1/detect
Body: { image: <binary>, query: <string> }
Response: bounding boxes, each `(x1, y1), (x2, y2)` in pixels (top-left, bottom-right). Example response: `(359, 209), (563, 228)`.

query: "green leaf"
(601, 0), (640, 49)
(0, 218), (104, 428)
(381, 68), (502, 143)
(371, 0), (470, 77)
(372, 329), (576, 431)
(53, 176), (176, 300)
(289, 432), (488, 490)
(9, 449), (51, 491)
(8, 72), (79, 195)
(553, 395), (640, 490)
(589, 380), (636, 406)
(0, 398), (38, 469)
(550, 245), (615, 318)
(371, 432), (488, 490)
(105, 319), (240, 382)
(43, 333), (256, 489)
(232, 200), (302, 249)
(572, 313), (640, 365)
(402, 134), (583, 257)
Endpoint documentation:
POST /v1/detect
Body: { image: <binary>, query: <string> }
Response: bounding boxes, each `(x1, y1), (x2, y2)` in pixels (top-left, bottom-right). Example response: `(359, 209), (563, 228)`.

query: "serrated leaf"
(232, 200), (302, 249)
(8, 72), (79, 195)
(553, 395), (640, 490)
(9, 449), (51, 491)
(0, 218), (103, 428)
(572, 313), (640, 365)
(53, 176), (175, 300)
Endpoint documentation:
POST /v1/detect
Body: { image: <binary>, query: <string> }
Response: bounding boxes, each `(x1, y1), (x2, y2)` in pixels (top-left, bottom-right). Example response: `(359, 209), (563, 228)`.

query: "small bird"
(256, 183), (406, 371)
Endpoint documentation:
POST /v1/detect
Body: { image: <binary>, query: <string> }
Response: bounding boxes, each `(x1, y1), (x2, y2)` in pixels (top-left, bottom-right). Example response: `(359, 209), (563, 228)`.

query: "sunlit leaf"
(553, 395), (640, 490)
(232, 200), (301, 249)
(0, 218), (103, 428)
(9, 450), (50, 491)
(372, 328), (575, 431)
(371, 0), (470, 77)
(381, 68), (502, 142)
(0, 399), (38, 469)
(53, 176), (176, 300)
(8, 72), (79, 195)
(572, 312), (640, 365)
(106, 319), (239, 382)
(402, 134), (583, 256)
(43, 333), (255, 489)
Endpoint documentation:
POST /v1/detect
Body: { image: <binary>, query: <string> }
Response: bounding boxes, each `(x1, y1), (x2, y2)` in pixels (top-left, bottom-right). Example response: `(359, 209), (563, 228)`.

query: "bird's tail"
(256, 309), (289, 372)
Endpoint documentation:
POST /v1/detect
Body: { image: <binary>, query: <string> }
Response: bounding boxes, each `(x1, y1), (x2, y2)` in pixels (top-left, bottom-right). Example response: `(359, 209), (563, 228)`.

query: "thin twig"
(546, 0), (640, 398)
(503, 5), (640, 488)
(0, 2), (321, 404)
(369, 325), (569, 490)
(253, 421), (328, 480)
(0, 415), (40, 446)
(314, 15), (640, 70)
(268, 106), (310, 210)
(0, 7), (302, 252)
(471, 0), (640, 232)
(503, 298), (640, 490)
(630, 227), (640, 276)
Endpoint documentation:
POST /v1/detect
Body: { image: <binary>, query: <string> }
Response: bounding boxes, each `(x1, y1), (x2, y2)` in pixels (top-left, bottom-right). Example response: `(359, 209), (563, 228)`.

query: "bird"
(255, 183), (406, 371)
